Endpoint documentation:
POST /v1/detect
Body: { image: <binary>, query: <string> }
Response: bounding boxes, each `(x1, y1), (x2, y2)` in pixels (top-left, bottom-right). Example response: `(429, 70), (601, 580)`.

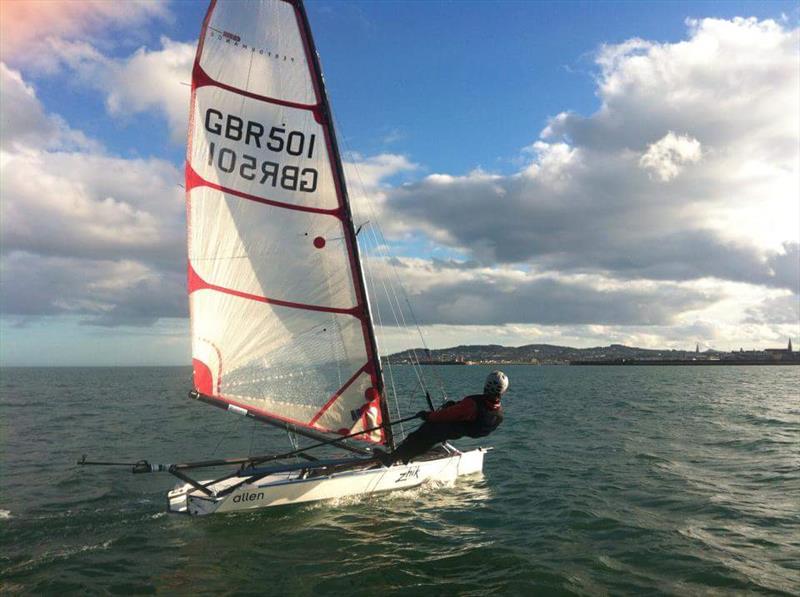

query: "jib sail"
(186, 0), (391, 446)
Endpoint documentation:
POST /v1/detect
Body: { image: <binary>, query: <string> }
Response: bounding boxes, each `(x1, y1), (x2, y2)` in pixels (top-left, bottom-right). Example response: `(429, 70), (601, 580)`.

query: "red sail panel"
(186, 0), (385, 443)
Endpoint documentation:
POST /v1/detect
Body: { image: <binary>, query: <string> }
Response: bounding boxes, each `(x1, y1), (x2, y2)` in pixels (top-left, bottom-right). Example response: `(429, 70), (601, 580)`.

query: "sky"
(0, 0), (798, 366)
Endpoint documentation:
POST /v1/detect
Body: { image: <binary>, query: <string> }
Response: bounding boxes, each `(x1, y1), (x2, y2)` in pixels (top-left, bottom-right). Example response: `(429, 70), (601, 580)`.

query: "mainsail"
(186, 0), (391, 446)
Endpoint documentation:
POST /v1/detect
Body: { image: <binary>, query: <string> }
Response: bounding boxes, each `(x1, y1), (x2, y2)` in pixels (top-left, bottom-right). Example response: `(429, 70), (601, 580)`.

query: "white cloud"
(344, 152), (418, 234)
(381, 128), (406, 145)
(344, 153), (418, 189)
(639, 131), (702, 181)
(578, 18), (798, 152)
(369, 259), (798, 354)
(522, 141), (580, 187)
(0, 0), (170, 73)
(745, 294), (800, 325)
(366, 256), (716, 326)
(385, 17), (799, 286)
(0, 63), (97, 152)
(104, 37), (195, 143)
(0, 2), (185, 329)
(0, 252), (185, 325)
(0, 62), (184, 327)
(546, 17), (799, 251)
(1, 150), (184, 262)
(22, 35), (197, 144)
(0, 1), (191, 142)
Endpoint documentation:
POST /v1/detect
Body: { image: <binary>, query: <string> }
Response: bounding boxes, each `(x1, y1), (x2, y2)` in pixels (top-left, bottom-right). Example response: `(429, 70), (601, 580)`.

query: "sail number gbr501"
(204, 109), (319, 193)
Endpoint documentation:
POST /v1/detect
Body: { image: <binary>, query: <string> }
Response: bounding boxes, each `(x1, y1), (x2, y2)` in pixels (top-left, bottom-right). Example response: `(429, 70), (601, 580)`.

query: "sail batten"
(186, 0), (389, 445)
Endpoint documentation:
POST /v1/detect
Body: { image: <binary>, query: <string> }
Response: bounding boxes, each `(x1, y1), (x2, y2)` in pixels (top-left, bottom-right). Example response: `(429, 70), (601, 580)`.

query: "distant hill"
(384, 343), (787, 365)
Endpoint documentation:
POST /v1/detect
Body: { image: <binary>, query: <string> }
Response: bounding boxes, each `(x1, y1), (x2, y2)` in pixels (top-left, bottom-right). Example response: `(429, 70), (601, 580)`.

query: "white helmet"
(484, 371), (509, 396)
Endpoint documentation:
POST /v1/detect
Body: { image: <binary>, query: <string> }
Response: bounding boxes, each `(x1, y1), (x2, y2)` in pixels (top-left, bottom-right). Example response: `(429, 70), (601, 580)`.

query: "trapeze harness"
(460, 395), (504, 438)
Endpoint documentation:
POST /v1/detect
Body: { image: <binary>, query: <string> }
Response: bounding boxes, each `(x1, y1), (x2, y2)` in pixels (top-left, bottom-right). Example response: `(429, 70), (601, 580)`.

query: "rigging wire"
(331, 130), (426, 369)
(337, 158), (429, 409)
(248, 418), (257, 456)
(331, 115), (451, 408)
(286, 427), (301, 454)
(356, 202), (446, 405)
(211, 414), (243, 456)
(358, 224), (407, 438)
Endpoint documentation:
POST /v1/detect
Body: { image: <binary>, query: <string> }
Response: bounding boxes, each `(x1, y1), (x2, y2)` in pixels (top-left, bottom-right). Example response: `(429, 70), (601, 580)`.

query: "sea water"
(1, 365), (798, 595)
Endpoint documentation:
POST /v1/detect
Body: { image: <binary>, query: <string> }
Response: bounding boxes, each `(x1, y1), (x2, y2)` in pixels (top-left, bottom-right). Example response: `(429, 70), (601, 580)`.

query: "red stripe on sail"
(185, 164), (342, 218)
(201, 392), (384, 444)
(192, 358), (214, 396)
(213, 394), (338, 435)
(309, 363), (369, 425)
(193, 62), (324, 123)
(193, 338), (223, 395)
(188, 263), (362, 317)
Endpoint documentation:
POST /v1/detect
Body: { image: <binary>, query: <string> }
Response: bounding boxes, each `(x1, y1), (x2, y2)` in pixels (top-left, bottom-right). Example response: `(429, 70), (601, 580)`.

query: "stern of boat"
(456, 447), (489, 477)
(167, 481), (225, 516)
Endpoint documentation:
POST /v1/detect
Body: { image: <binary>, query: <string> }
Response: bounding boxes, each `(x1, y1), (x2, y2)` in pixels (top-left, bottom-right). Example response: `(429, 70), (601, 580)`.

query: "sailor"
(376, 371), (508, 466)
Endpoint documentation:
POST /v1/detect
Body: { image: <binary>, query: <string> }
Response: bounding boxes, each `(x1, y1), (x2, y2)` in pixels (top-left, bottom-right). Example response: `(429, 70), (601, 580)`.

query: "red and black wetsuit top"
(426, 394), (504, 438)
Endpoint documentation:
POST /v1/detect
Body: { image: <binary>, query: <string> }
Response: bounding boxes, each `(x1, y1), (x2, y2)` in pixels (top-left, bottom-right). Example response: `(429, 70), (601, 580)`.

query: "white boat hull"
(167, 448), (487, 516)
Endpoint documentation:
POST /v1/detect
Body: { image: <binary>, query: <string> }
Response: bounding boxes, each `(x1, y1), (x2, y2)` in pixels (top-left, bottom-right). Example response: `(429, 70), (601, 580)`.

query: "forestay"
(186, 0), (390, 445)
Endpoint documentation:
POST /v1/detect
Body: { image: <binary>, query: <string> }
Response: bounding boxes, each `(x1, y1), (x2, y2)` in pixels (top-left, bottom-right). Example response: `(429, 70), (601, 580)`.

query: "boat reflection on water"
(289, 473), (494, 521)
(327, 473), (493, 514)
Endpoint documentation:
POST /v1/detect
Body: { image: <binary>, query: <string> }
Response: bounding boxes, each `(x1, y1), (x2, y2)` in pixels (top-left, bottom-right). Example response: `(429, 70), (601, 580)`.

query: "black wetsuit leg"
(391, 422), (464, 464)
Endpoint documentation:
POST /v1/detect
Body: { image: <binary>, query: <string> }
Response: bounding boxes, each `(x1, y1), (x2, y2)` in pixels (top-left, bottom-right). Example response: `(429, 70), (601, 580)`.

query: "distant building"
(765, 339), (797, 362)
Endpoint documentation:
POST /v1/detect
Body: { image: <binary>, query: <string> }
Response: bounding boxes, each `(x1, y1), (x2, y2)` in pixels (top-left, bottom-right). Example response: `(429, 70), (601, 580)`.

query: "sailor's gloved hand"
(415, 410), (429, 421)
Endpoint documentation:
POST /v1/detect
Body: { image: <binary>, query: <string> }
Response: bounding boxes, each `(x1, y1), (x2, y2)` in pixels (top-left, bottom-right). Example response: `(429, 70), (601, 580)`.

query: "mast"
(294, 0), (395, 450)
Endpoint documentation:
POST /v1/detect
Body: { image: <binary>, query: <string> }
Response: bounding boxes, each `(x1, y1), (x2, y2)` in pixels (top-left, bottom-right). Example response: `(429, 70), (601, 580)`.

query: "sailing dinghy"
(79, 0), (488, 516)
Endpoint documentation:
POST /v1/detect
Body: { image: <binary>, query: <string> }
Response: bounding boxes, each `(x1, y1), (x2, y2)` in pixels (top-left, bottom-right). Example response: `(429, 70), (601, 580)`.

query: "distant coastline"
(387, 342), (799, 367)
(569, 359), (798, 367)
